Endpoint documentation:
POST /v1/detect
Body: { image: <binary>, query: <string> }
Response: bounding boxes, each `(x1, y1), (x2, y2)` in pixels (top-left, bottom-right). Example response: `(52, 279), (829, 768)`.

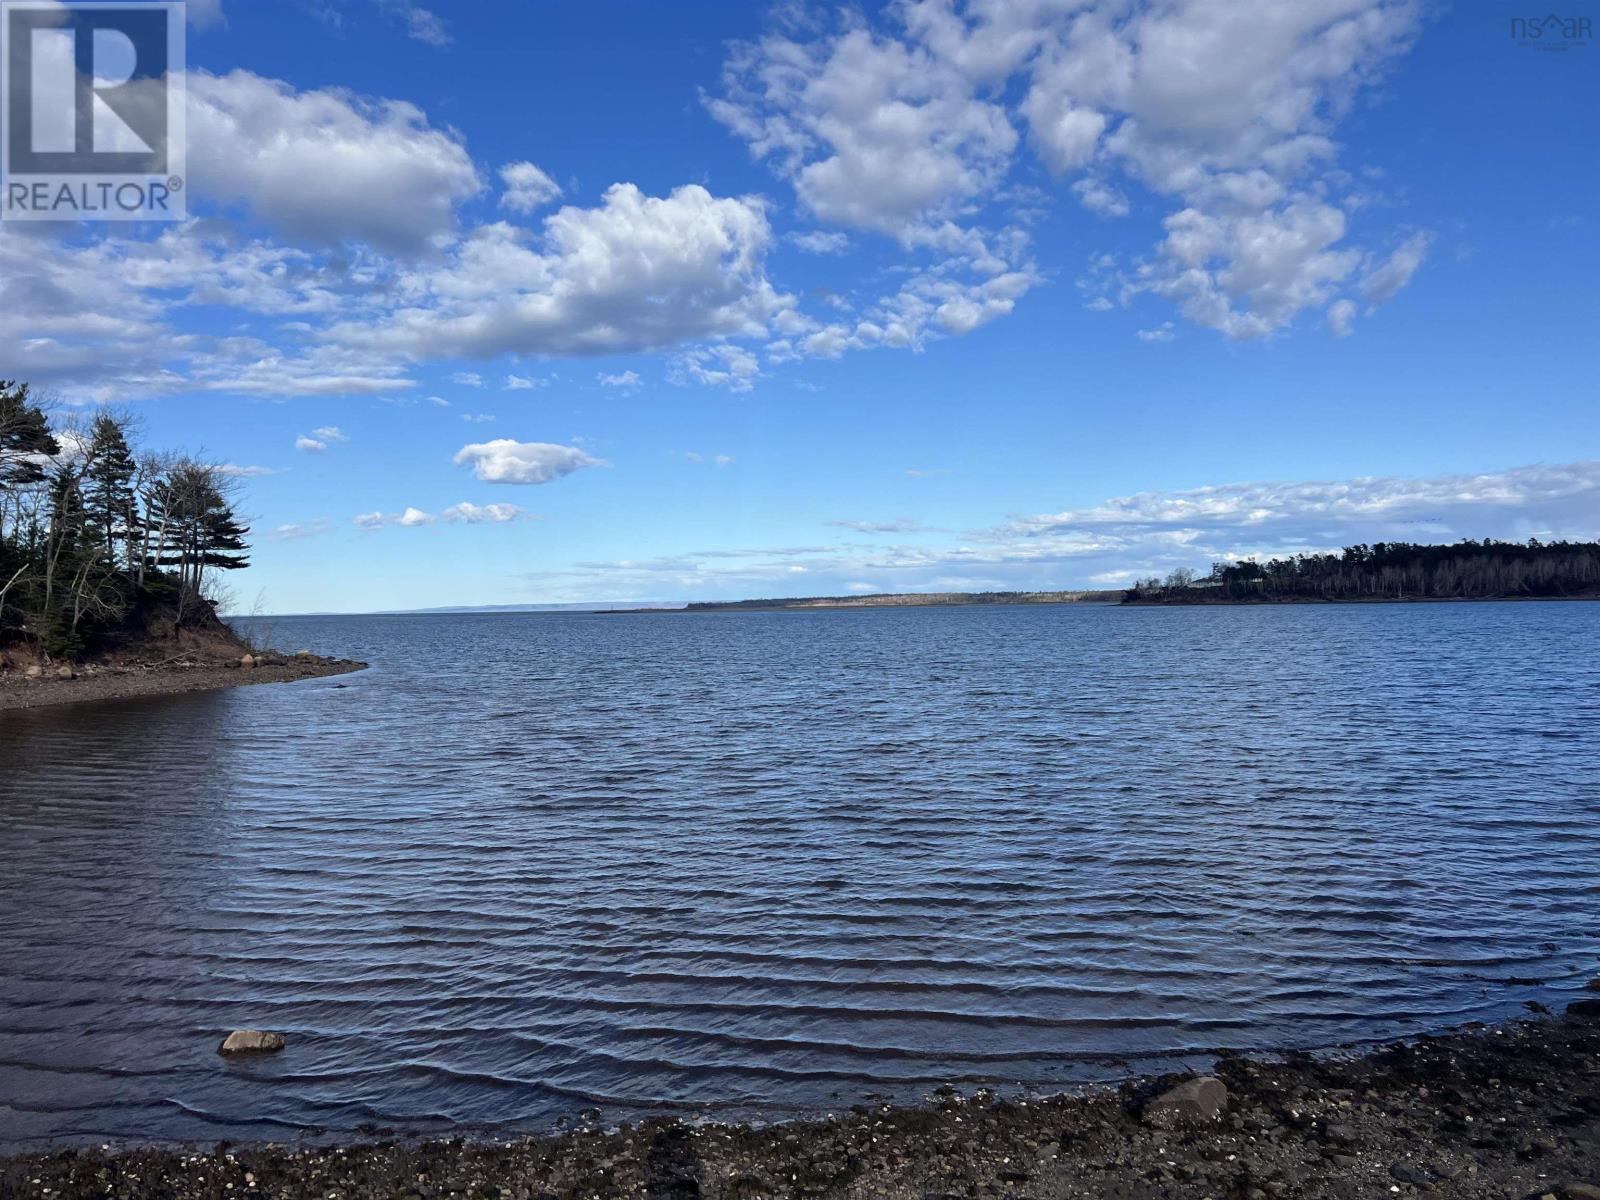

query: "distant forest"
(1, 381), (251, 658)
(1127, 540), (1600, 603)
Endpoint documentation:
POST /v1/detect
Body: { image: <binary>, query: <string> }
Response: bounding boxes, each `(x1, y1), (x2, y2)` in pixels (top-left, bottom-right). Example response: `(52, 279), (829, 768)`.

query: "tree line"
(1, 380), (249, 658)
(1127, 539), (1600, 603)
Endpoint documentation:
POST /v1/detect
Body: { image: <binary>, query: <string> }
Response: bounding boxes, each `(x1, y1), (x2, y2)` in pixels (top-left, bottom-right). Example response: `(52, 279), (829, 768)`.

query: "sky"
(6, 0), (1598, 613)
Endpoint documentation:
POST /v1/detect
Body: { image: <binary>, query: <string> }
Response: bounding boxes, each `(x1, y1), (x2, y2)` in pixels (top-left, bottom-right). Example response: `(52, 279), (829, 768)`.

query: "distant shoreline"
(617, 589), (1126, 614)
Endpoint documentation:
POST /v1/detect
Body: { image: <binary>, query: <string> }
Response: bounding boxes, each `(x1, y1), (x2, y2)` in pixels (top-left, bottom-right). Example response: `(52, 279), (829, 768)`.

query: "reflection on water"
(2, 602), (1598, 1147)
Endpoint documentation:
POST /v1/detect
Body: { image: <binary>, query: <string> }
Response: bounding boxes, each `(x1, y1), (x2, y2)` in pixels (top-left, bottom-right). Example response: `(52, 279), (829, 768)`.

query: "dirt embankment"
(4, 1003), (1598, 1199)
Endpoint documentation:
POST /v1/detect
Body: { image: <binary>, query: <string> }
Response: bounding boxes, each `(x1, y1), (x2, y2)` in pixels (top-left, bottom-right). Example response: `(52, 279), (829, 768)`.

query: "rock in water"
(1568, 999), (1600, 1018)
(218, 1030), (284, 1055)
(1143, 1076), (1228, 1126)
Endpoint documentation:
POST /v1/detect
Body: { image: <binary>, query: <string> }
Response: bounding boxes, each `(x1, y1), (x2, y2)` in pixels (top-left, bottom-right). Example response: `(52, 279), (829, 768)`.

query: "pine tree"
(82, 412), (139, 568)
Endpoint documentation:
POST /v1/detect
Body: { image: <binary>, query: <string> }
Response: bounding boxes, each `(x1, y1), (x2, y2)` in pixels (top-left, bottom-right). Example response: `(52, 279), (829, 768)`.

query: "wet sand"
(4, 1002), (1598, 1199)
(0, 653), (365, 711)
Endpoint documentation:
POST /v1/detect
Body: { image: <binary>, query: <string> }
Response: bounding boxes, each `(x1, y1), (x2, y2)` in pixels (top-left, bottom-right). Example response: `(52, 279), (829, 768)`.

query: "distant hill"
(669, 589), (1124, 613)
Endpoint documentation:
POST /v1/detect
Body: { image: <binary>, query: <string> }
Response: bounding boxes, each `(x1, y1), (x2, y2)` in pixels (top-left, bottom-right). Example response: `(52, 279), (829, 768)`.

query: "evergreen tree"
(82, 412), (139, 567)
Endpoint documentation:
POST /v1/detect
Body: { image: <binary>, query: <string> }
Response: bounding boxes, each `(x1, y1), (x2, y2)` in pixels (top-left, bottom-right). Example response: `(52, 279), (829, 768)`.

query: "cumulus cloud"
(505, 374), (547, 390)
(790, 230), (850, 254)
(356, 500), (530, 529)
(452, 372), (484, 387)
(711, 0), (1433, 340)
(189, 70), (482, 253)
(453, 439), (607, 485)
(311, 425), (347, 442)
(598, 370), (642, 391)
(500, 162), (563, 214)
(672, 343), (762, 391)
(295, 435), (328, 453)
(329, 183), (791, 360)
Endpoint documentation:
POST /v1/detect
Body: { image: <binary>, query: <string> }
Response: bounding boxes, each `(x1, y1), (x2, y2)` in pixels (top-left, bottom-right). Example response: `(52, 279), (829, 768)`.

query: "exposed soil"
(0, 637), (365, 711)
(3, 1002), (1598, 1199)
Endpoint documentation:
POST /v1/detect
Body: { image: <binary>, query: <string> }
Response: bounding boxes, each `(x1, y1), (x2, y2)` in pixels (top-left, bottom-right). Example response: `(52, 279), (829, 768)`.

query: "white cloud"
(1136, 321), (1174, 342)
(1326, 297), (1357, 337)
(452, 371), (485, 387)
(216, 463), (279, 478)
(295, 435), (328, 453)
(790, 230), (850, 255)
(462, 412), (496, 423)
(188, 70), (482, 253)
(672, 343), (762, 392)
(505, 374), (547, 390)
(500, 162), (563, 214)
(311, 425), (347, 442)
(1360, 231), (1433, 307)
(441, 501), (526, 523)
(330, 184), (791, 360)
(710, 25), (1018, 237)
(711, 0), (1432, 341)
(453, 439), (607, 485)
(381, 1), (450, 46)
(716, 455), (735, 468)
(271, 519), (329, 541)
(829, 518), (935, 533)
(1072, 176), (1129, 218)
(356, 500), (530, 529)
(598, 369), (642, 390)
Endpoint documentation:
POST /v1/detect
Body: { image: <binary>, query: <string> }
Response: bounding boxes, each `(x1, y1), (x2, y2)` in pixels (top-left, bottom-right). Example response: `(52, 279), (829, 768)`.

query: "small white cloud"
(354, 511), (386, 529)
(499, 162), (563, 214)
(270, 519), (328, 541)
(1073, 178), (1129, 219)
(1360, 232), (1434, 308)
(395, 506), (434, 527)
(462, 412), (497, 423)
(454, 439), (607, 485)
(429, 395), (451, 407)
(598, 369), (642, 391)
(715, 455), (734, 468)
(441, 501), (526, 524)
(1136, 322), (1175, 343)
(452, 371), (485, 387)
(295, 435), (327, 453)
(1327, 298), (1358, 337)
(217, 463), (279, 478)
(790, 230), (850, 255)
(505, 373), (547, 390)
(311, 425), (347, 442)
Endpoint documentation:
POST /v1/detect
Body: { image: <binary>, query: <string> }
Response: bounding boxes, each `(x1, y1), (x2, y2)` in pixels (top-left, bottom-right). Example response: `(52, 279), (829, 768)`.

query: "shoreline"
(4, 1002), (1598, 1199)
(0, 651), (366, 712)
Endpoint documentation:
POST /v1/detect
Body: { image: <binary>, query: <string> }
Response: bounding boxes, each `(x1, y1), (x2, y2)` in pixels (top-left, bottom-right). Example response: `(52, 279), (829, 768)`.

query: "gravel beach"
(0, 652), (365, 711)
(4, 1003), (1597, 1200)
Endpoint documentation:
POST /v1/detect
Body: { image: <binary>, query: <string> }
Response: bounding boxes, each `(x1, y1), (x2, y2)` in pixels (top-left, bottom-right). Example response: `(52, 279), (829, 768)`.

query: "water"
(2, 602), (1598, 1149)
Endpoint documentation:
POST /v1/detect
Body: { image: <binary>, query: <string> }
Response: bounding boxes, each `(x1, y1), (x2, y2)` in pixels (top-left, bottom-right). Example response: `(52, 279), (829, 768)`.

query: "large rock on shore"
(1143, 1075), (1228, 1126)
(217, 1030), (284, 1055)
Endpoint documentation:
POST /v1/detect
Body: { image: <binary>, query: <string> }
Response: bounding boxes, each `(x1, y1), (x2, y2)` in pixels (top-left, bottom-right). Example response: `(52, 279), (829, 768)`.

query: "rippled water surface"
(2, 603), (1599, 1148)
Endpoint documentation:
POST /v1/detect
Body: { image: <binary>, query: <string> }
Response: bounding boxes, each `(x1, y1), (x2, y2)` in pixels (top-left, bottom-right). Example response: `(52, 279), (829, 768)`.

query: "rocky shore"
(4, 1003), (1598, 1199)
(0, 649), (365, 711)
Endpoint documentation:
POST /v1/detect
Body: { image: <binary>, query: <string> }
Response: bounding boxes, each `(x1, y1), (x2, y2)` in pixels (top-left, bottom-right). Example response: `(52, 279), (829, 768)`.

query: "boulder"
(1143, 1076), (1228, 1126)
(25, 665), (41, 679)
(240, 654), (256, 669)
(218, 1029), (284, 1055)
(1567, 999), (1600, 1018)
(1585, 977), (1600, 992)
(55, 666), (74, 680)
(296, 649), (312, 658)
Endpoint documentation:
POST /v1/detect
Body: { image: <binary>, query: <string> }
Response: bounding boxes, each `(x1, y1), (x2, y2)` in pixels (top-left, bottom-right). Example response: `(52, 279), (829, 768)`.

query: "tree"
(0, 381), (58, 494)
(81, 411), (139, 567)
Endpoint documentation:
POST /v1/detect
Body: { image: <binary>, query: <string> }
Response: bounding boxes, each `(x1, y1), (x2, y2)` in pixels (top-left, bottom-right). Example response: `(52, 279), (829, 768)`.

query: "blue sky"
(8, 0), (1598, 612)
